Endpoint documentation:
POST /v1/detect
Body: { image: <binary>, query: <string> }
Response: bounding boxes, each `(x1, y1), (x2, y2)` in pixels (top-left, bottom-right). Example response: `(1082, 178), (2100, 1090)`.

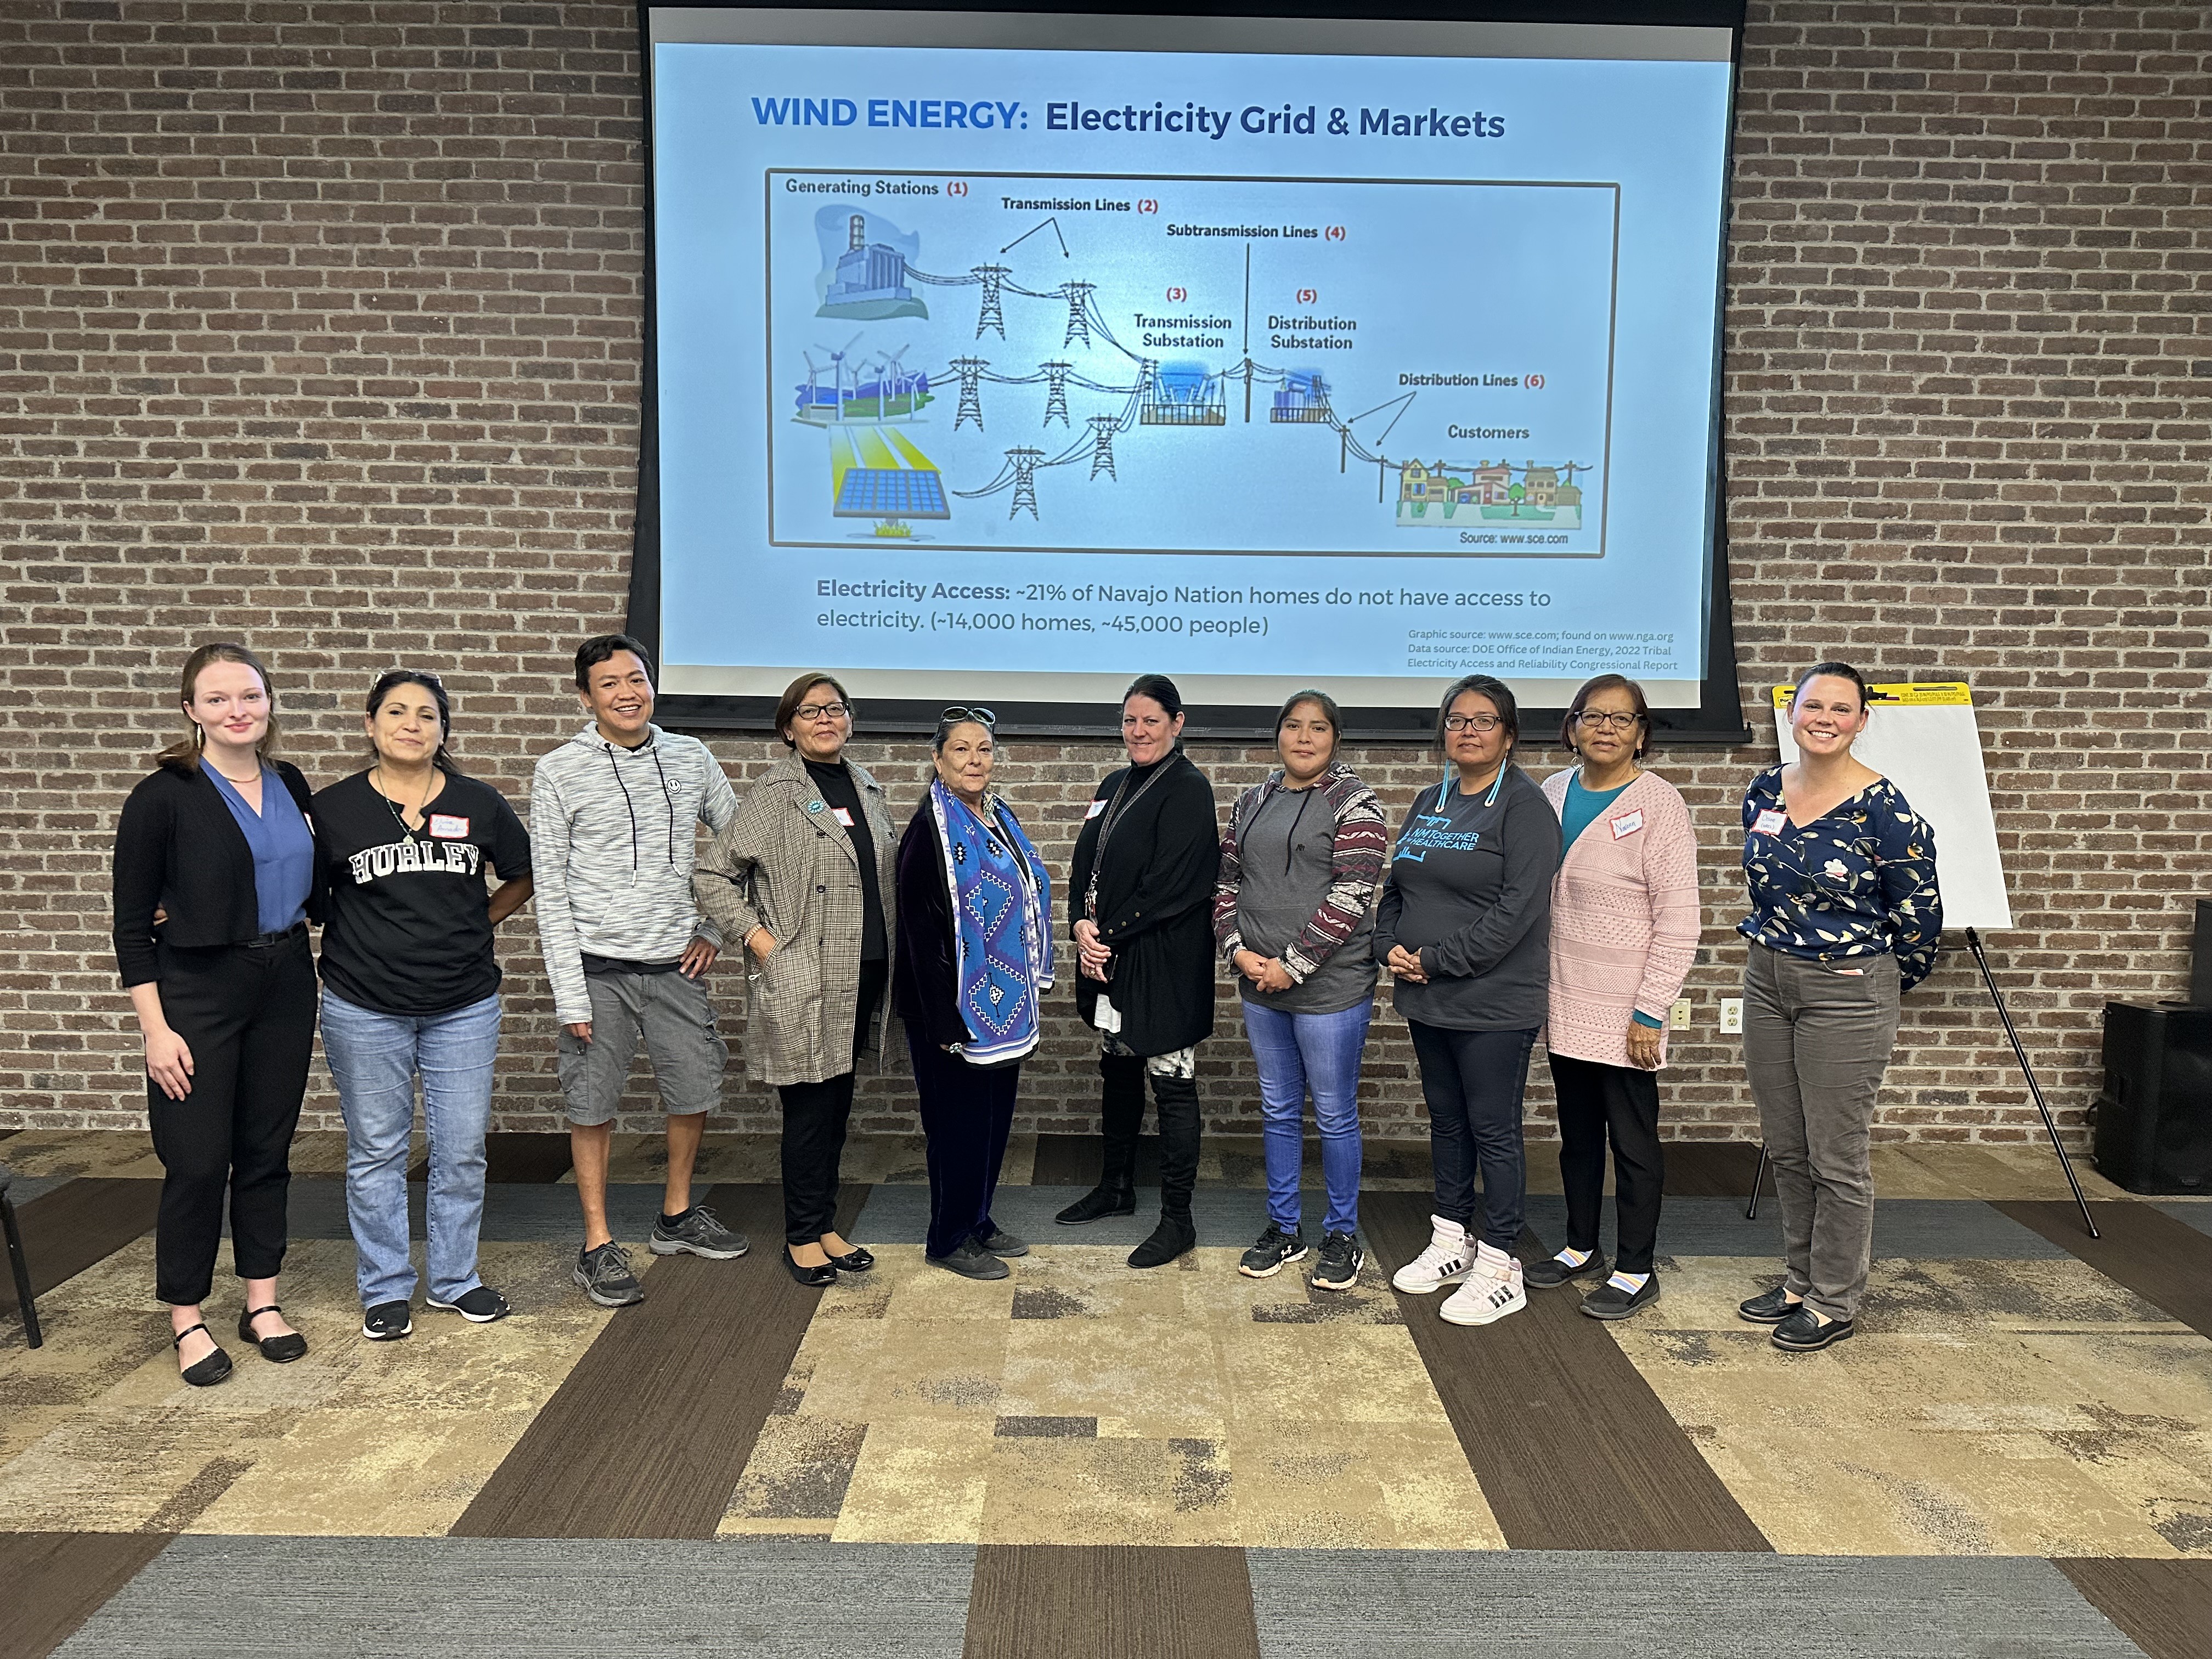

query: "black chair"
(0, 1161), (41, 1348)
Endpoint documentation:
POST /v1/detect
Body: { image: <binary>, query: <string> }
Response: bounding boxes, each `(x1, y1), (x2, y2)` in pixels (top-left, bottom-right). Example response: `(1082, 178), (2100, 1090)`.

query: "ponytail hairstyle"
(155, 641), (279, 770)
(1790, 659), (1870, 712)
(1121, 673), (1185, 747)
(364, 669), (457, 772)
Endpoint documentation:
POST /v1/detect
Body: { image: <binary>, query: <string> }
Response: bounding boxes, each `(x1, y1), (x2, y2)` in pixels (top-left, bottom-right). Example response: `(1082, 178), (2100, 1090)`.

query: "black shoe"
(574, 1241), (645, 1308)
(1737, 1285), (1800, 1325)
(1310, 1231), (1364, 1293)
(1127, 1216), (1196, 1270)
(1525, 1250), (1608, 1290)
(1056, 1181), (1136, 1225)
(980, 1228), (1029, 1257)
(782, 1246), (838, 1288)
(173, 1322), (233, 1387)
(928, 1239), (1012, 1280)
(238, 1304), (308, 1363)
(1238, 1222), (1308, 1279)
(361, 1300), (414, 1341)
(1580, 1275), (1661, 1321)
(425, 1286), (509, 1324)
(824, 1243), (874, 1273)
(1771, 1306), (1854, 1352)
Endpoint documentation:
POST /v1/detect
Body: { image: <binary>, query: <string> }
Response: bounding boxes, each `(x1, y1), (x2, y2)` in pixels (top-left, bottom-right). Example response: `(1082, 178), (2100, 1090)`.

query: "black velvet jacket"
(891, 798), (970, 1052)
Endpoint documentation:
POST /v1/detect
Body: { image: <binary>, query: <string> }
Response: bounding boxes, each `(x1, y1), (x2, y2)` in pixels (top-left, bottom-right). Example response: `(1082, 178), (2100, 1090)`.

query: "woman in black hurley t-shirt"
(314, 671), (534, 1341)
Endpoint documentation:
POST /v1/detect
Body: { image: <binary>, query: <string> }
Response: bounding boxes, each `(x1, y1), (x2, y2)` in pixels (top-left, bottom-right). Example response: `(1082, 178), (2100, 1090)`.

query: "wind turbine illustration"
(812, 333), (862, 421)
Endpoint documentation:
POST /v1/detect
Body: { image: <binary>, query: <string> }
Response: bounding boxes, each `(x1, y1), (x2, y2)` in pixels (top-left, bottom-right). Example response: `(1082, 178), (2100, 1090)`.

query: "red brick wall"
(4, 3), (2206, 1146)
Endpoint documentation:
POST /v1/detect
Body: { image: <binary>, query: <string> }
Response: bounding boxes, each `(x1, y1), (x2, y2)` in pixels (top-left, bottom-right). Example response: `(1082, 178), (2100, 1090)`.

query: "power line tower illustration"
(972, 265), (1011, 338)
(1087, 415), (1118, 480)
(1006, 448), (1044, 520)
(1059, 283), (1094, 348)
(949, 357), (990, 432)
(1041, 361), (1071, 427)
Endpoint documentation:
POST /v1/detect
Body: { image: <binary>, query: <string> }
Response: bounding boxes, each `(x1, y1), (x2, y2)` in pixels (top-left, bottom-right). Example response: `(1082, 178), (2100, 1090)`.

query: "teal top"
(1561, 773), (1664, 1030)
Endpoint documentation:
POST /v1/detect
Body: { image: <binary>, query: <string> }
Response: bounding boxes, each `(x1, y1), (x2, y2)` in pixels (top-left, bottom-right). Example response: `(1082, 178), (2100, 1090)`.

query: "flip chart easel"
(1746, 683), (2096, 1236)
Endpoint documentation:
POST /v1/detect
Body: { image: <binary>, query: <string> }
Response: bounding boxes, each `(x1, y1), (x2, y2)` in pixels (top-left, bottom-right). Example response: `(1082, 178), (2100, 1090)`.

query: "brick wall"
(4, 2), (2206, 1147)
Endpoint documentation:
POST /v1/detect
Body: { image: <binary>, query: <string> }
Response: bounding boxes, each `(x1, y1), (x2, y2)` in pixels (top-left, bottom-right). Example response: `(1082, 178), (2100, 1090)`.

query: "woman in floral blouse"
(1735, 661), (1940, 1353)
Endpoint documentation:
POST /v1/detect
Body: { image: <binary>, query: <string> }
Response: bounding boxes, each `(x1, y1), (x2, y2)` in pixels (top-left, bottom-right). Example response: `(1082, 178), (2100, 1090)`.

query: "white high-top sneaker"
(1391, 1215), (1474, 1294)
(1439, 1242), (1526, 1326)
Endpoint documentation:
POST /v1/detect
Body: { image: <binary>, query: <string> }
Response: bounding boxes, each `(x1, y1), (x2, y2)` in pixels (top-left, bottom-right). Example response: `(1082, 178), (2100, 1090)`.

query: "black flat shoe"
(783, 1246), (837, 1288)
(1580, 1275), (1661, 1321)
(1525, 1251), (1608, 1290)
(980, 1227), (1029, 1257)
(173, 1322), (233, 1387)
(1056, 1181), (1136, 1225)
(1738, 1285), (1801, 1325)
(1771, 1306), (1854, 1352)
(238, 1304), (308, 1363)
(928, 1239), (1011, 1281)
(824, 1244), (874, 1273)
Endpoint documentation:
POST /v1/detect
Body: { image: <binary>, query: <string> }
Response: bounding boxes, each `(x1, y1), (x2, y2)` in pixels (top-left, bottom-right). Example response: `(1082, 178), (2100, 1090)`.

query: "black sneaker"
(362, 1300), (413, 1341)
(1771, 1306), (1854, 1352)
(425, 1285), (510, 1324)
(1238, 1222), (1308, 1279)
(1525, 1250), (1609, 1290)
(1310, 1231), (1364, 1293)
(1737, 1285), (1800, 1325)
(1579, 1274), (1661, 1321)
(574, 1241), (645, 1308)
(929, 1238), (1012, 1280)
(650, 1204), (749, 1260)
(980, 1227), (1029, 1258)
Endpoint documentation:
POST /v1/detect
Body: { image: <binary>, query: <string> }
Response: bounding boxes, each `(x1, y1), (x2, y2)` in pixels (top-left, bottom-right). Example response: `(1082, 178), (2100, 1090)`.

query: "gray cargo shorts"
(557, 964), (727, 1127)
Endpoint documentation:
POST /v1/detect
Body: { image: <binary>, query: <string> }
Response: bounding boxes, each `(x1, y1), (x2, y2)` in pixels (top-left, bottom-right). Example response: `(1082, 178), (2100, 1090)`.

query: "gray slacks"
(1742, 943), (1901, 1322)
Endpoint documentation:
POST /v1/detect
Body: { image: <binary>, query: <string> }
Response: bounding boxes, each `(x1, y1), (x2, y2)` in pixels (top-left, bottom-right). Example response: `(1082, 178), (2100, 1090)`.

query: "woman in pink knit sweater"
(1531, 675), (1701, 1319)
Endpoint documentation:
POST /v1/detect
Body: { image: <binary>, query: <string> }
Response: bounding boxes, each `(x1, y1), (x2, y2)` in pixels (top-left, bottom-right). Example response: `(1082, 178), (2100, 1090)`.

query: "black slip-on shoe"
(782, 1246), (838, 1288)
(825, 1244), (875, 1273)
(1737, 1285), (1800, 1324)
(425, 1286), (510, 1324)
(361, 1300), (414, 1341)
(1771, 1306), (1854, 1352)
(1525, 1251), (1609, 1290)
(1579, 1276), (1661, 1321)
(928, 1239), (1012, 1280)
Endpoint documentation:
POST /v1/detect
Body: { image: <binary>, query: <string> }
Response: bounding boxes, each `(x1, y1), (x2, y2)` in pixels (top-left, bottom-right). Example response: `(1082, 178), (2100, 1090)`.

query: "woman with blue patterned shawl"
(892, 708), (1056, 1280)
(1736, 661), (1942, 1354)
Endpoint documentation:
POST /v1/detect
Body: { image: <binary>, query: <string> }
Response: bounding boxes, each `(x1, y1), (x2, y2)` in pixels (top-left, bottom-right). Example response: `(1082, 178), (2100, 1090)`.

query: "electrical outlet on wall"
(1719, 998), (1743, 1035)
(1668, 999), (1691, 1030)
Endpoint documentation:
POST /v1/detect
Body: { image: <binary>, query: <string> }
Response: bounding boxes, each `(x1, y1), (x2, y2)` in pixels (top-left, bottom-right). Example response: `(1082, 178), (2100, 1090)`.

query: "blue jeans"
(320, 989), (503, 1307)
(1406, 1021), (1538, 1252)
(1240, 998), (1371, 1237)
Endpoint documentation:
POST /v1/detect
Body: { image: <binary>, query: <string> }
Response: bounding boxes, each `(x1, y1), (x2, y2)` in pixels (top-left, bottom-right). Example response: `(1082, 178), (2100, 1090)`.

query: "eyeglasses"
(939, 704), (997, 727)
(795, 701), (850, 722)
(1443, 714), (1503, 733)
(1573, 710), (1643, 731)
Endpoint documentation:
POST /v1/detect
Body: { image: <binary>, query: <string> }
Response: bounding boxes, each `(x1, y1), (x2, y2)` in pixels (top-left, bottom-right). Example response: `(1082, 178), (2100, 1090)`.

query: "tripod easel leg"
(1965, 927), (2098, 1240)
(1746, 1142), (1768, 1221)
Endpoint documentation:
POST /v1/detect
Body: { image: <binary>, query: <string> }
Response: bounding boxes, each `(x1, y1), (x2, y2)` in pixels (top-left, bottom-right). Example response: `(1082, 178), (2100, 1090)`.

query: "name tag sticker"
(428, 814), (470, 839)
(831, 806), (855, 828)
(1085, 799), (1108, 820)
(1753, 809), (1788, 836)
(1609, 810), (1645, 840)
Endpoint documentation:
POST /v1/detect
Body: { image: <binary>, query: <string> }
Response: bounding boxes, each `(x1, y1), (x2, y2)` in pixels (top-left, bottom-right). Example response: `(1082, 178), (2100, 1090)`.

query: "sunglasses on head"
(939, 705), (997, 727)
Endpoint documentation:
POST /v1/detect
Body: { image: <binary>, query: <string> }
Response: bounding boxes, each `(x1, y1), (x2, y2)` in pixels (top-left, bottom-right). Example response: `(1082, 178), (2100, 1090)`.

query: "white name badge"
(428, 814), (470, 839)
(831, 806), (855, 828)
(1609, 810), (1645, 840)
(1753, 809), (1788, 836)
(1085, 798), (1108, 820)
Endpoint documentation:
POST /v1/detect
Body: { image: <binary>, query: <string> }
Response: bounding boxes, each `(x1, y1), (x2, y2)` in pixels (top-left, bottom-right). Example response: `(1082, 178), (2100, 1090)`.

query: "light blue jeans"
(1240, 998), (1372, 1237)
(320, 989), (502, 1307)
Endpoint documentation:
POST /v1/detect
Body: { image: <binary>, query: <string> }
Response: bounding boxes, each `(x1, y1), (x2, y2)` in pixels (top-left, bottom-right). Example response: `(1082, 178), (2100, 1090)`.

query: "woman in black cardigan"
(1059, 674), (1221, 1268)
(112, 642), (324, 1386)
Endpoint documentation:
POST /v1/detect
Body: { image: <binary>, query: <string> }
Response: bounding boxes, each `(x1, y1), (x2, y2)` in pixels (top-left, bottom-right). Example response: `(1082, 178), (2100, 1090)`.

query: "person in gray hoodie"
(533, 634), (744, 1308)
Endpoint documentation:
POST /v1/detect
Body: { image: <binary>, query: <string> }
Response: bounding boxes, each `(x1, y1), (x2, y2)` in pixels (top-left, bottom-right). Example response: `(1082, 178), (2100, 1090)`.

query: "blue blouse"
(1739, 766), (1942, 990)
(207, 764), (314, 935)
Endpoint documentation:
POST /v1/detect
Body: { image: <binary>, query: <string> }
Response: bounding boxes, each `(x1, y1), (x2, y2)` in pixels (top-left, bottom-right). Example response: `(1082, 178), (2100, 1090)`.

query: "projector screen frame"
(627, 0), (1753, 745)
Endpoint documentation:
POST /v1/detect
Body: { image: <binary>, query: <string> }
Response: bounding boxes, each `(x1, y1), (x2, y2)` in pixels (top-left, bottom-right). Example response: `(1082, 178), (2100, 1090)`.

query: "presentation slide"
(646, 9), (1736, 713)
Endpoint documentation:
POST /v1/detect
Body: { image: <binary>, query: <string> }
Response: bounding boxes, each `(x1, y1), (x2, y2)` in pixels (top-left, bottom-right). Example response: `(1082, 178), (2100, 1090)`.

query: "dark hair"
(774, 671), (851, 749)
(1276, 687), (1341, 739)
(156, 641), (278, 770)
(573, 633), (654, 690)
(1122, 673), (1183, 720)
(932, 708), (997, 754)
(1560, 674), (1652, 757)
(1791, 659), (1870, 712)
(1436, 673), (1519, 752)
(365, 669), (456, 772)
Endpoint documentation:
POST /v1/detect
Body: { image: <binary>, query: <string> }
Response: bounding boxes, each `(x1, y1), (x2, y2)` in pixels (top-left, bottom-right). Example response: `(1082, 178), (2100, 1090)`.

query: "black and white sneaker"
(1238, 1223), (1309, 1279)
(425, 1286), (510, 1324)
(1310, 1231), (1364, 1293)
(574, 1241), (645, 1308)
(361, 1300), (413, 1341)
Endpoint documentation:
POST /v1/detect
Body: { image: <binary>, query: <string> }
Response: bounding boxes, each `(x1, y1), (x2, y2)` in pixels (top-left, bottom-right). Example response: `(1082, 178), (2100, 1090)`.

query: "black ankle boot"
(1055, 1179), (1136, 1225)
(1127, 1215), (1195, 1269)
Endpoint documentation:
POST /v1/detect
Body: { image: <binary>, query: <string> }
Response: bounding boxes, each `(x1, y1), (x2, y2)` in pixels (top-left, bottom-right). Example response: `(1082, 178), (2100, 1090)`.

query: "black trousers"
(777, 961), (886, 1246)
(1098, 1053), (1201, 1220)
(145, 929), (318, 1305)
(908, 1036), (1019, 1259)
(1547, 1049), (1664, 1275)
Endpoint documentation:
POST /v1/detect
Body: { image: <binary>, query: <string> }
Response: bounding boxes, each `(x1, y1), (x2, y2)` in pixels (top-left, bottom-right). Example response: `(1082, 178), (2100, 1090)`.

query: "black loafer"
(173, 1322), (233, 1387)
(1737, 1285), (1800, 1324)
(1579, 1275), (1661, 1320)
(825, 1244), (874, 1273)
(980, 1228), (1029, 1257)
(1771, 1305), (1854, 1352)
(783, 1246), (838, 1288)
(238, 1304), (308, 1363)
(1526, 1251), (1608, 1290)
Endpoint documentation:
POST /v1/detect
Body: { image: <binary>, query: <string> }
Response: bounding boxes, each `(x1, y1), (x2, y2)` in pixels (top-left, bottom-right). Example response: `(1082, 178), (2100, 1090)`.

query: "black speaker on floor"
(2092, 1003), (2212, 1194)
(2192, 898), (2212, 1008)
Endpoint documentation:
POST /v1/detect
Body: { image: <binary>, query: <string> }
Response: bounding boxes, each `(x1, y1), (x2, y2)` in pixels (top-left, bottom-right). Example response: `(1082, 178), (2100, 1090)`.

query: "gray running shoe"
(574, 1241), (645, 1307)
(650, 1204), (749, 1260)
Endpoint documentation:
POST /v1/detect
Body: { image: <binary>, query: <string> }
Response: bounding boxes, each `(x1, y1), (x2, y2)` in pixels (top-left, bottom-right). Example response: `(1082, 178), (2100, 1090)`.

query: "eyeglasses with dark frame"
(795, 700), (851, 723)
(1443, 713), (1503, 733)
(1572, 710), (1644, 732)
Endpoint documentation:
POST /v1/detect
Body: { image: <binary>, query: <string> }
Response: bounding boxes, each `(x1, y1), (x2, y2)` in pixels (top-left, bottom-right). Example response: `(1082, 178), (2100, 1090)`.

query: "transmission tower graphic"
(1041, 361), (1071, 428)
(1087, 415), (1118, 480)
(1006, 448), (1044, 520)
(972, 265), (1011, 339)
(949, 357), (990, 432)
(1059, 283), (1094, 348)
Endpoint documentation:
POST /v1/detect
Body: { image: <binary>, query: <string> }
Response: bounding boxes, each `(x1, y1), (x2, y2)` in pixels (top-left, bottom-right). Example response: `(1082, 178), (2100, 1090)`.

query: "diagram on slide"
(764, 171), (1618, 556)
